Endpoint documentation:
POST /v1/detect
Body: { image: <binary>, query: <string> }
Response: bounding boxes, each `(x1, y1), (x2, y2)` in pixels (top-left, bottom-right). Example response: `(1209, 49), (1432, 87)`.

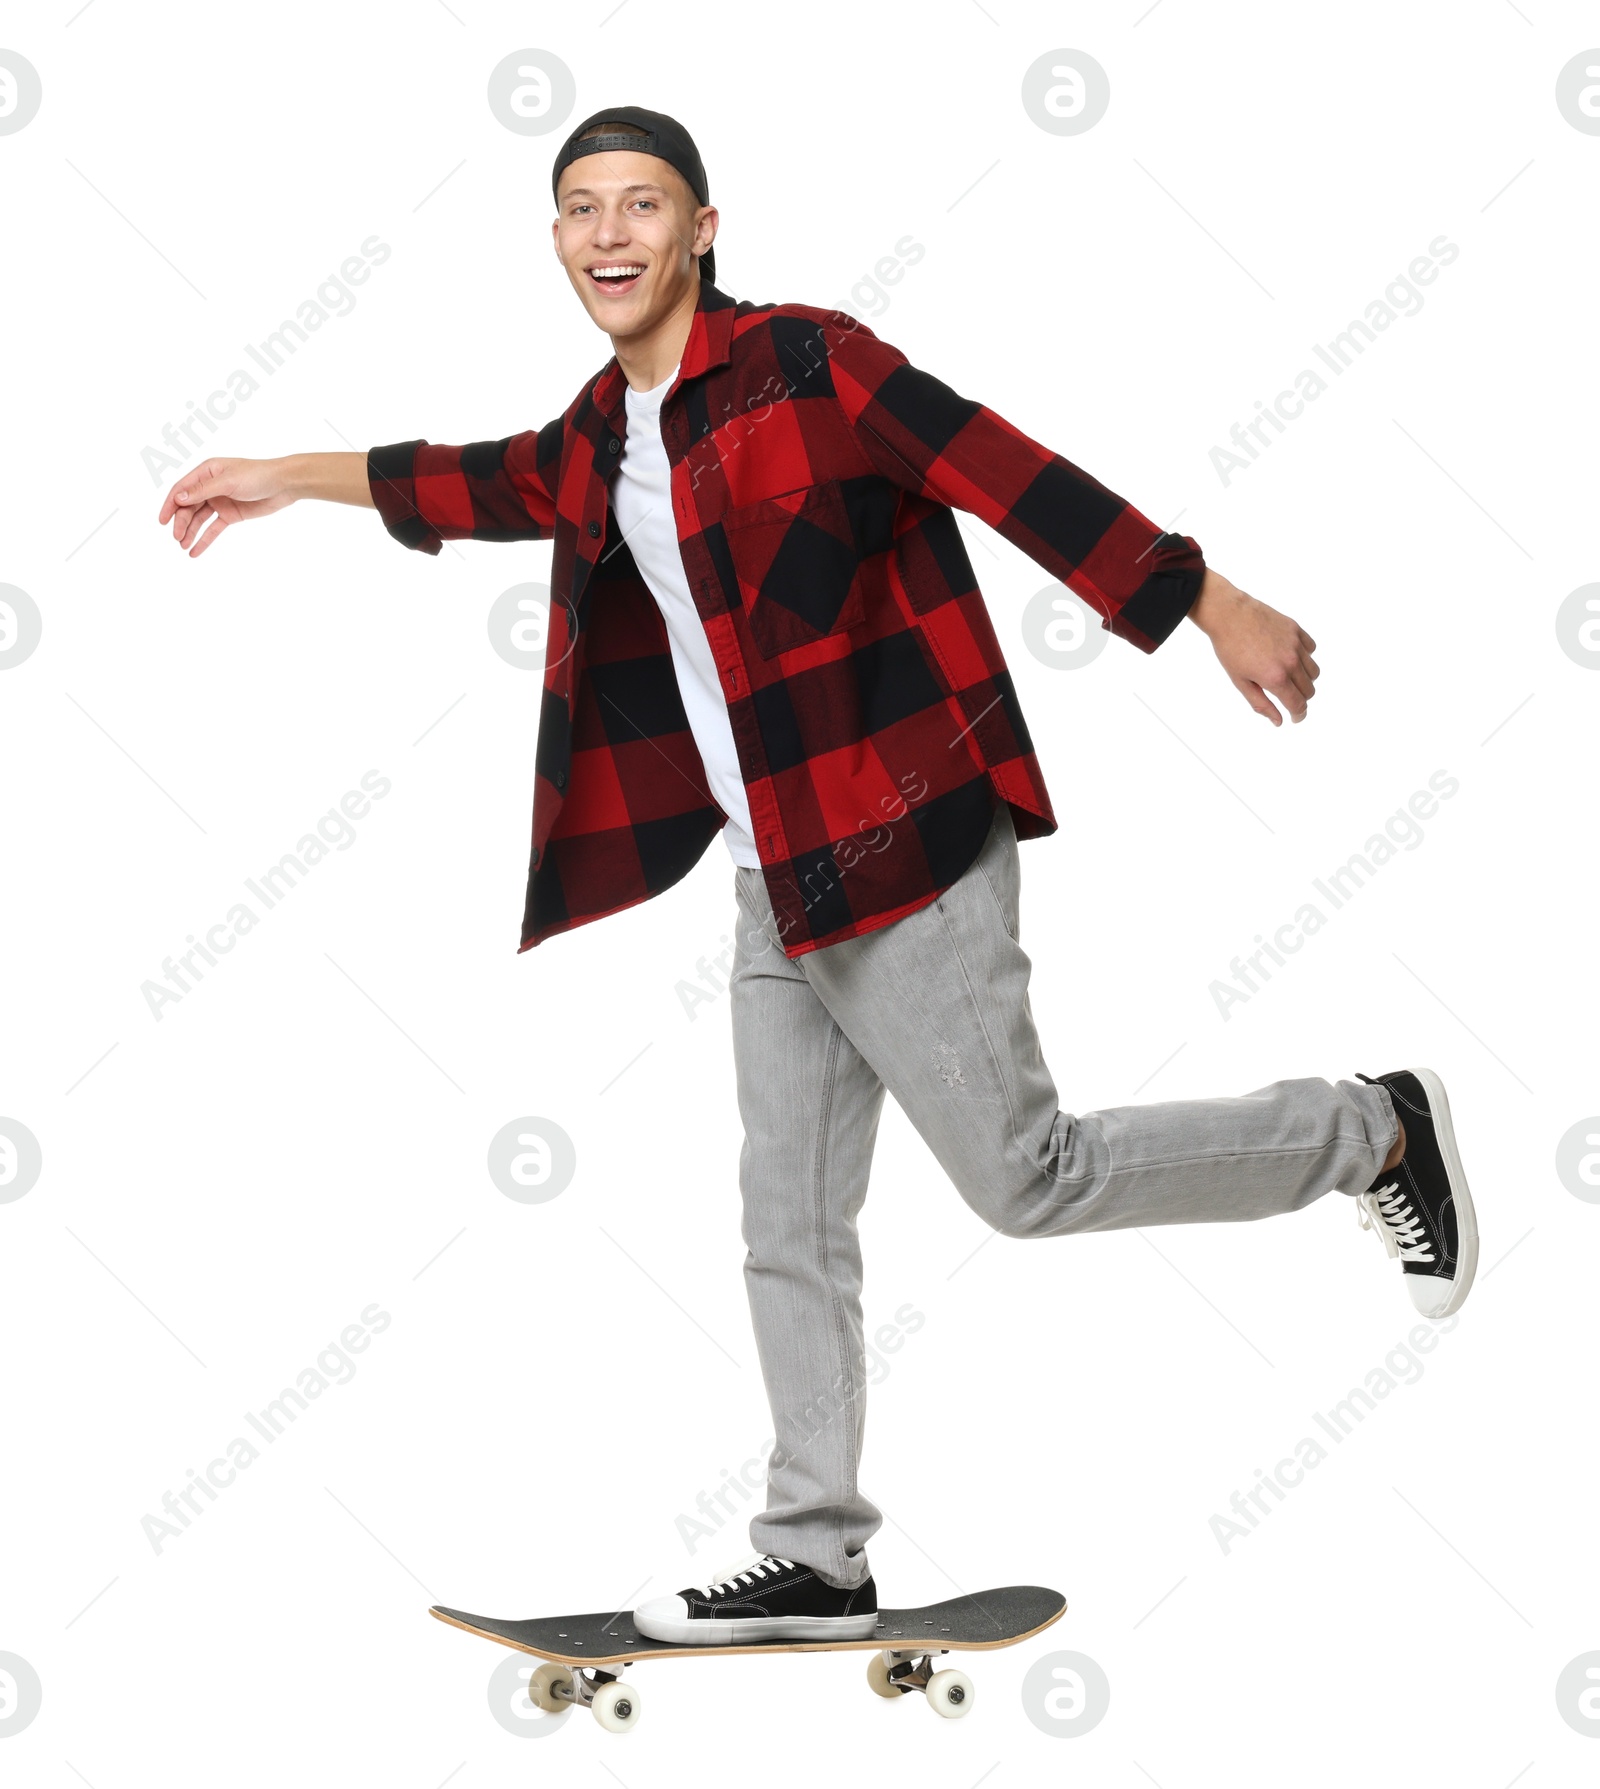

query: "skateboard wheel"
(866, 1653), (903, 1699)
(591, 1679), (640, 1733)
(527, 1663), (573, 1712)
(926, 1669), (974, 1720)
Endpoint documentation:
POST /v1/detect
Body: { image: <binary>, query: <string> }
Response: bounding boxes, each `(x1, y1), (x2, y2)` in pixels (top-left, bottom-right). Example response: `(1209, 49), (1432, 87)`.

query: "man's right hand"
(157, 452), (373, 558)
(158, 457), (297, 558)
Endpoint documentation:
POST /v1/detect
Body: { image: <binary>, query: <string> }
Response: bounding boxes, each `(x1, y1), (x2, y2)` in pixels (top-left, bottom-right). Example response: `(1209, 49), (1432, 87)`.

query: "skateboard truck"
(866, 1647), (975, 1718)
(528, 1662), (641, 1734)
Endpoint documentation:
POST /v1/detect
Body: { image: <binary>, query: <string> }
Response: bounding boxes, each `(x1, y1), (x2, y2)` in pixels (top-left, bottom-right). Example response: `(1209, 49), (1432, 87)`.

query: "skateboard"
(431, 1584), (1066, 1732)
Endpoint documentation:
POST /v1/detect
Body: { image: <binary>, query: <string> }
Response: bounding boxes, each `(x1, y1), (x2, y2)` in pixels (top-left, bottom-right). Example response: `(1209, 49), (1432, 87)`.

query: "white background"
(2, 0), (1596, 1781)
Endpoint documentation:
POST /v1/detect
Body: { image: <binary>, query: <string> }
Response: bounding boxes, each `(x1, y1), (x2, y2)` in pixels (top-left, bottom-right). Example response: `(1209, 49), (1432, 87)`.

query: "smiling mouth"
(587, 263), (645, 295)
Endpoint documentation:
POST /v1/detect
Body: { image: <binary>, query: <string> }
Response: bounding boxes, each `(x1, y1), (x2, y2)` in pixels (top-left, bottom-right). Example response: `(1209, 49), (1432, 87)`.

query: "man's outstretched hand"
(157, 458), (299, 558)
(156, 452), (373, 557)
(1187, 568), (1320, 725)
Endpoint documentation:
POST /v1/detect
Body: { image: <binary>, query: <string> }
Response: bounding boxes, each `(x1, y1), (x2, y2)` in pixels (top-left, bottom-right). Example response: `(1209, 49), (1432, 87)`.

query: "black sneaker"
(1354, 1067), (1478, 1317)
(633, 1554), (878, 1644)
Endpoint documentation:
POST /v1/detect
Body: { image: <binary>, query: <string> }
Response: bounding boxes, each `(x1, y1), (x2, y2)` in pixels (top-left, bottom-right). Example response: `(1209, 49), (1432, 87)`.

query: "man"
(158, 106), (1479, 1645)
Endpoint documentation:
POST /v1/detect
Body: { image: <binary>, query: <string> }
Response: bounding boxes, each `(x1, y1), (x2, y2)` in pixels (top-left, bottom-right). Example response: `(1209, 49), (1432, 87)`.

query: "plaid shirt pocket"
(720, 477), (874, 658)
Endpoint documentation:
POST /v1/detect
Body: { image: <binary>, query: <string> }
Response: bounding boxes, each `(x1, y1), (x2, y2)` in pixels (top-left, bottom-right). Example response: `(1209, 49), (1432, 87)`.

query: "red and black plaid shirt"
(368, 277), (1204, 959)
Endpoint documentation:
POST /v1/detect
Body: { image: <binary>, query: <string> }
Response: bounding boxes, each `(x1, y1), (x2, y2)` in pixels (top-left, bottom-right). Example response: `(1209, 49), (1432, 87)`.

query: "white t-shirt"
(609, 363), (761, 868)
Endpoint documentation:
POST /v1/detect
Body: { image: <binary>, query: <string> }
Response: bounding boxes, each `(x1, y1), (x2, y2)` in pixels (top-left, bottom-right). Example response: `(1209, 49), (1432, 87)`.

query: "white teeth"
(591, 266), (643, 279)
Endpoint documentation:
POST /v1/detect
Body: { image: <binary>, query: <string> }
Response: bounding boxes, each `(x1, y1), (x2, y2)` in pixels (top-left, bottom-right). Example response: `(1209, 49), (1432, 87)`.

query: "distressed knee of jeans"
(931, 1040), (967, 1089)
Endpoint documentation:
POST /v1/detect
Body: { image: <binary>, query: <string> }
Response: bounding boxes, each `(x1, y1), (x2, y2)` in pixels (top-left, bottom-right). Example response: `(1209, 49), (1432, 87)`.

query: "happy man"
(158, 106), (1479, 1644)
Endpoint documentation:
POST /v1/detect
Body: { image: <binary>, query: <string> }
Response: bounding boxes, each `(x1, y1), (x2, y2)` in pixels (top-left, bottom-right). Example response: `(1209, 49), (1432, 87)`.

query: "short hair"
(579, 119), (647, 144)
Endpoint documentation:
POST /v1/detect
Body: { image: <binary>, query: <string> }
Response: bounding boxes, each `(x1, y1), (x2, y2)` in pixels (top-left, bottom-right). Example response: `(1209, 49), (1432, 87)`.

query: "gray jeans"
(728, 800), (1397, 1590)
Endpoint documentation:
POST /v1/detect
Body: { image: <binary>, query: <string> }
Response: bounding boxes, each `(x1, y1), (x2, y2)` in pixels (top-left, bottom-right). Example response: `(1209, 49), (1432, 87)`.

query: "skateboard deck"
(431, 1585), (1065, 1730)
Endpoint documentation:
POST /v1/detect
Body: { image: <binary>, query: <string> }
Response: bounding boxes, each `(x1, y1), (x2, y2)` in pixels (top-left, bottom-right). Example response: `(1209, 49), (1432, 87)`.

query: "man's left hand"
(1187, 568), (1320, 726)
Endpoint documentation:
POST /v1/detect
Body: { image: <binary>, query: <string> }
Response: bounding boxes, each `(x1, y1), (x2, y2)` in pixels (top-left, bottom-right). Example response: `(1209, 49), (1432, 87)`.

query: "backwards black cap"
(551, 105), (715, 283)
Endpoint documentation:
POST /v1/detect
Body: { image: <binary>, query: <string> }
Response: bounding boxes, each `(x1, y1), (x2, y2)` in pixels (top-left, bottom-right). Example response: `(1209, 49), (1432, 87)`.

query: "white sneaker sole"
(632, 1610), (881, 1645)
(1407, 1064), (1479, 1318)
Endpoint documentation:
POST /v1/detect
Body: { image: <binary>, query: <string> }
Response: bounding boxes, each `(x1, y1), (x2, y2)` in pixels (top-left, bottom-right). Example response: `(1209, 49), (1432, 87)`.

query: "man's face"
(552, 149), (715, 337)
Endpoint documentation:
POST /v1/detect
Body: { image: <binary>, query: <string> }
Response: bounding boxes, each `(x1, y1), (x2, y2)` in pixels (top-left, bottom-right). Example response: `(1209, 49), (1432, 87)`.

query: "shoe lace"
(1356, 1179), (1435, 1264)
(697, 1554), (794, 1599)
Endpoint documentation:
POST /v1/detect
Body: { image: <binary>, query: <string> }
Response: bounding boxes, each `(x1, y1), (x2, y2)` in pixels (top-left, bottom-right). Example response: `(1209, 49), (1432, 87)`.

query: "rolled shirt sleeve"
(366, 418), (565, 555)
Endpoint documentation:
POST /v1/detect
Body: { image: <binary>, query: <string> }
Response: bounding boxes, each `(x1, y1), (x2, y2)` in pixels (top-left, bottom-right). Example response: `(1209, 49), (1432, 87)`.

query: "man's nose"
(594, 205), (631, 243)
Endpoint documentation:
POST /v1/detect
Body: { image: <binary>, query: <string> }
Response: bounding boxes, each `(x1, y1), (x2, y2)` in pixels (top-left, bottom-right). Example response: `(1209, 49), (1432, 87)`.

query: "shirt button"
(587, 519), (601, 537)
(555, 768), (567, 789)
(607, 437), (620, 454)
